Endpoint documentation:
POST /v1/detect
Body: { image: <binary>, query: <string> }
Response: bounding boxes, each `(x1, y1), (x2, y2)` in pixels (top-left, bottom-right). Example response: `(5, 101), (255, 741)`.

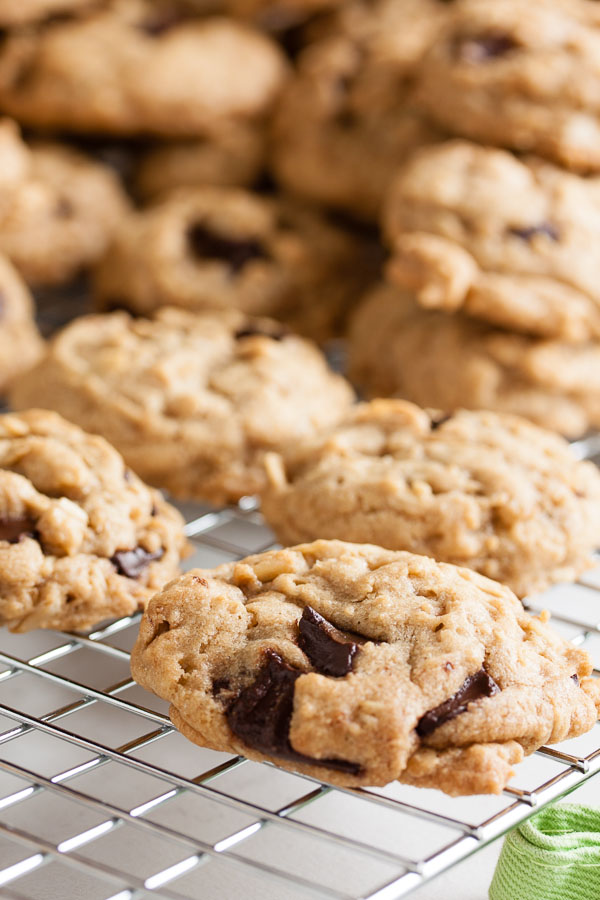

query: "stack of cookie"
(348, 0), (600, 439)
(0, 0), (600, 800)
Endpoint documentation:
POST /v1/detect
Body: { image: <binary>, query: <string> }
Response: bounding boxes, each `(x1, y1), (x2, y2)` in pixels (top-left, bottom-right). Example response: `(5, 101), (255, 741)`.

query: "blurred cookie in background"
(10, 307), (355, 503)
(348, 282), (600, 439)
(94, 186), (382, 341)
(0, 253), (43, 393)
(0, 0), (95, 26)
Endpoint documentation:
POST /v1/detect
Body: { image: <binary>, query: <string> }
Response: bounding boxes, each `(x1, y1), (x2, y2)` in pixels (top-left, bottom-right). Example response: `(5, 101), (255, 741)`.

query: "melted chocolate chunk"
(187, 223), (268, 275)
(0, 516), (37, 544)
(508, 223), (560, 242)
(111, 546), (164, 578)
(416, 668), (500, 737)
(234, 324), (289, 341)
(456, 32), (518, 63)
(430, 413), (452, 431)
(298, 606), (359, 677)
(227, 650), (361, 774)
(212, 677), (231, 697)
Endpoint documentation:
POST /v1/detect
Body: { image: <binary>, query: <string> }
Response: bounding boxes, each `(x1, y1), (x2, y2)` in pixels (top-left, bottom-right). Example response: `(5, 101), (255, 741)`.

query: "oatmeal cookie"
(10, 308), (354, 504)
(0, 254), (43, 393)
(131, 540), (600, 794)
(0, 409), (187, 632)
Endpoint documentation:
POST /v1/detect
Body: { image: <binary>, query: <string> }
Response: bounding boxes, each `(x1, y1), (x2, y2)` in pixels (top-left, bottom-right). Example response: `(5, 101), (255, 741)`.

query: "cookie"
(0, 0), (288, 136)
(10, 308), (355, 504)
(261, 400), (600, 597)
(0, 0), (93, 26)
(348, 283), (600, 439)
(269, 0), (446, 221)
(0, 409), (187, 633)
(0, 118), (129, 285)
(383, 140), (600, 341)
(0, 254), (43, 394)
(131, 539), (600, 794)
(93, 187), (381, 341)
(413, 0), (600, 172)
(133, 125), (266, 201)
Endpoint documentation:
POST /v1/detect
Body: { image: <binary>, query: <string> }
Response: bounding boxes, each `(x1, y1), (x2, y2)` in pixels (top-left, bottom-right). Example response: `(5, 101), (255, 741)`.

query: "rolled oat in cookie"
(261, 399), (600, 597)
(348, 283), (600, 439)
(0, 409), (187, 633)
(383, 140), (600, 341)
(131, 540), (600, 794)
(10, 308), (354, 504)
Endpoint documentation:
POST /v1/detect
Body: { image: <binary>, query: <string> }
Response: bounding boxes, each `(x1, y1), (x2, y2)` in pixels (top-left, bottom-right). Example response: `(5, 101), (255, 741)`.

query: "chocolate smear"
(430, 413), (452, 431)
(416, 668), (500, 737)
(187, 223), (268, 274)
(111, 546), (164, 578)
(227, 649), (361, 774)
(298, 606), (359, 677)
(0, 516), (37, 544)
(457, 32), (518, 63)
(508, 223), (559, 242)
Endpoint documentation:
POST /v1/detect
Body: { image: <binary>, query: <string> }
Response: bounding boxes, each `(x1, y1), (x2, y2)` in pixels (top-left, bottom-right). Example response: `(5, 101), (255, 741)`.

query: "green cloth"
(489, 803), (600, 900)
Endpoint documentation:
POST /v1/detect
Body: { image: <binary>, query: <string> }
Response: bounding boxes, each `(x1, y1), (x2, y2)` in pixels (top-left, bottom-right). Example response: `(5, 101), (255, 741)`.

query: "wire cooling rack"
(1, 292), (600, 899)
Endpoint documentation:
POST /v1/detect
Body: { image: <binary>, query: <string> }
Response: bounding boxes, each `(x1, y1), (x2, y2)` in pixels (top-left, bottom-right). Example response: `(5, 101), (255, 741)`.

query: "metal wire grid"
(1, 292), (600, 898)
(0, 496), (599, 900)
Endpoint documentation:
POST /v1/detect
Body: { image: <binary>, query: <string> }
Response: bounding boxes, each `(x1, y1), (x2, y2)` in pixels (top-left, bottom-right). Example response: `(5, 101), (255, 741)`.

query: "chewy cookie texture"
(10, 307), (354, 504)
(383, 140), (600, 341)
(261, 400), (600, 598)
(349, 283), (600, 439)
(0, 409), (186, 632)
(131, 540), (600, 795)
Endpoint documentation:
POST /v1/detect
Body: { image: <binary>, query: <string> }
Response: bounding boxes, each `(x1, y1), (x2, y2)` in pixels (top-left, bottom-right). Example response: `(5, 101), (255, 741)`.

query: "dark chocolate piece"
(298, 606), (359, 677)
(571, 673), (580, 686)
(187, 223), (268, 274)
(234, 324), (289, 341)
(456, 32), (518, 63)
(111, 546), (164, 578)
(212, 677), (231, 697)
(0, 516), (37, 544)
(508, 223), (560, 242)
(430, 413), (452, 431)
(416, 668), (500, 737)
(227, 649), (360, 774)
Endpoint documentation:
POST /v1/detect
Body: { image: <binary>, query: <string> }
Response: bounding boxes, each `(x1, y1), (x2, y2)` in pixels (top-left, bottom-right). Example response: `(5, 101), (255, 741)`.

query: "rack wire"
(1, 293), (600, 899)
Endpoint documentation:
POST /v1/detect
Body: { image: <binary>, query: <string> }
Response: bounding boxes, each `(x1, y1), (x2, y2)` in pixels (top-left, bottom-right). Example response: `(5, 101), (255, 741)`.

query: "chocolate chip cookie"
(10, 308), (355, 504)
(93, 187), (381, 341)
(0, 118), (129, 285)
(414, 0), (600, 172)
(383, 140), (600, 341)
(133, 125), (266, 201)
(0, 254), (43, 394)
(269, 0), (446, 220)
(0, 1), (288, 136)
(131, 539), (600, 794)
(0, 409), (187, 632)
(261, 400), (600, 597)
(348, 283), (600, 439)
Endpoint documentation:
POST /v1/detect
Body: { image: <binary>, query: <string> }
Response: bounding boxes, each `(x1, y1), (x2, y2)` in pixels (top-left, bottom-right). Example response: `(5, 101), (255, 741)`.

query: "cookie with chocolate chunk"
(0, 0), (288, 136)
(0, 253), (43, 394)
(413, 0), (600, 172)
(383, 140), (600, 341)
(93, 187), (381, 341)
(261, 400), (600, 597)
(348, 283), (600, 439)
(131, 540), (600, 794)
(10, 308), (354, 503)
(0, 409), (187, 632)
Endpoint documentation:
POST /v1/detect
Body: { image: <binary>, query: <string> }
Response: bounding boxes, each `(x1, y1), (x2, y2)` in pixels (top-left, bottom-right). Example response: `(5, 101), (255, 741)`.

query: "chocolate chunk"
(138, 8), (189, 36)
(430, 413), (452, 431)
(298, 606), (359, 677)
(227, 649), (361, 774)
(416, 668), (500, 737)
(0, 515), (37, 544)
(571, 673), (580, 686)
(508, 223), (560, 242)
(234, 324), (289, 341)
(212, 677), (231, 697)
(187, 223), (268, 275)
(457, 32), (518, 63)
(111, 546), (164, 578)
